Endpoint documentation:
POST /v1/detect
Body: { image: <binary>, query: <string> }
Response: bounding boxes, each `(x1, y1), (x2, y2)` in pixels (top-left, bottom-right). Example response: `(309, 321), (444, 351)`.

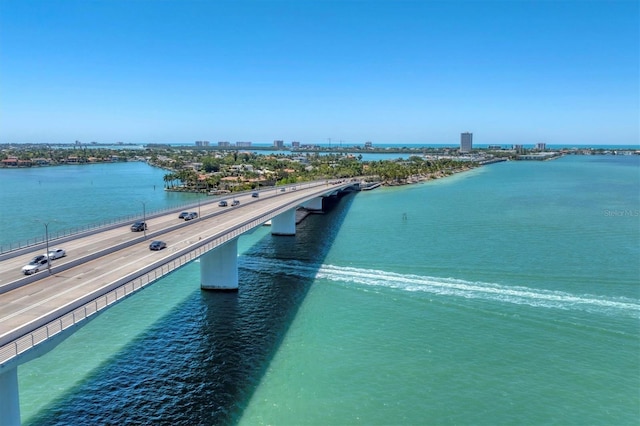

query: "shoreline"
(377, 164), (479, 187)
(157, 163), (482, 194)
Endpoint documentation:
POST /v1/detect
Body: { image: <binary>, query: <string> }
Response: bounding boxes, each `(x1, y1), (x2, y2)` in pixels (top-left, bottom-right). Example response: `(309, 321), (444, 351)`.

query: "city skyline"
(0, 0), (638, 146)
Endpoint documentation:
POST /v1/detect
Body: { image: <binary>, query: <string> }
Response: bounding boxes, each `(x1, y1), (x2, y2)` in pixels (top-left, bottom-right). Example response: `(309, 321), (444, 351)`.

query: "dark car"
(251, 192), (259, 198)
(218, 200), (228, 207)
(178, 212), (190, 219)
(131, 221), (147, 232)
(231, 200), (240, 206)
(184, 212), (198, 220)
(149, 240), (167, 251)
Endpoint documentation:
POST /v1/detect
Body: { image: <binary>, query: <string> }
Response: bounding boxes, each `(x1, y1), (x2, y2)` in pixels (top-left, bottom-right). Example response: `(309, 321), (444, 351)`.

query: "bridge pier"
(302, 196), (323, 211)
(0, 367), (20, 426)
(271, 209), (296, 236)
(200, 238), (238, 291)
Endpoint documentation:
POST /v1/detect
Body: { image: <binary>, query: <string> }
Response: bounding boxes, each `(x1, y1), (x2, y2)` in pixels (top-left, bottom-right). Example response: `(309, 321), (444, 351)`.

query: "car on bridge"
(184, 212), (198, 220)
(131, 221), (147, 232)
(218, 200), (228, 207)
(178, 212), (190, 219)
(45, 248), (66, 259)
(252, 192), (259, 198)
(22, 255), (49, 275)
(231, 200), (240, 206)
(149, 240), (167, 251)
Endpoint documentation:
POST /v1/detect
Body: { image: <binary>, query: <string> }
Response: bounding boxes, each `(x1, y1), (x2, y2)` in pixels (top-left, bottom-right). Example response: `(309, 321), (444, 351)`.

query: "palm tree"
(163, 173), (173, 188)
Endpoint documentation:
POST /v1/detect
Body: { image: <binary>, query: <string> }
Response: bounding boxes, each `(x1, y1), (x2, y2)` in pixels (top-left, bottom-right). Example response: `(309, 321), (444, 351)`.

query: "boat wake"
(240, 257), (640, 318)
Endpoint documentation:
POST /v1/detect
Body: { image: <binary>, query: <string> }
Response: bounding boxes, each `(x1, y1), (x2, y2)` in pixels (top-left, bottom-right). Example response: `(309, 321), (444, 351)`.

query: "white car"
(22, 255), (49, 275)
(46, 248), (66, 259)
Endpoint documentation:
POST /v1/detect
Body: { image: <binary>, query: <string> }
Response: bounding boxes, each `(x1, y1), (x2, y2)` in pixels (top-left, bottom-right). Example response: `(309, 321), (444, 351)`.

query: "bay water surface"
(1, 155), (638, 425)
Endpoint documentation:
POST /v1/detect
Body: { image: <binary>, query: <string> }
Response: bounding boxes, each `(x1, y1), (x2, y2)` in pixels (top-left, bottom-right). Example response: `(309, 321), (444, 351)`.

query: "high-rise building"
(460, 132), (473, 153)
(273, 140), (284, 148)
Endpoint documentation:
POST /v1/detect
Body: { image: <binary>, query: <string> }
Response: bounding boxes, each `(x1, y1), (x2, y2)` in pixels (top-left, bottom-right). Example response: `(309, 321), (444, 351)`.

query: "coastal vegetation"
(2, 143), (637, 194)
(0, 144), (479, 193)
(157, 151), (477, 193)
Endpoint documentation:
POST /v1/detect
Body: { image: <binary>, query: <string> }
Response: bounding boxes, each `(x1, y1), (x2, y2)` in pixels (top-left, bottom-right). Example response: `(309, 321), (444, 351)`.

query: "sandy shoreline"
(377, 164), (477, 187)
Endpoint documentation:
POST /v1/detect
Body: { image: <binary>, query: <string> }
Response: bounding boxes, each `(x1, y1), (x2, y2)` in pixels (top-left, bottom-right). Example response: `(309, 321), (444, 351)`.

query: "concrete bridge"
(0, 179), (359, 425)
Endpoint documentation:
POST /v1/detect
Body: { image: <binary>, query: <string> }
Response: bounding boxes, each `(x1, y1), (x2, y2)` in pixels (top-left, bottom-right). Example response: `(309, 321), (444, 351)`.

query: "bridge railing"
(0, 181), (327, 255)
(0, 237), (205, 365)
(0, 179), (359, 365)
(0, 204), (202, 255)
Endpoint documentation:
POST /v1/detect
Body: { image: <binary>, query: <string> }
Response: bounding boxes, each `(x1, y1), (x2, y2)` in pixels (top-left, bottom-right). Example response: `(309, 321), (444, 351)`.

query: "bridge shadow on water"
(27, 192), (357, 426)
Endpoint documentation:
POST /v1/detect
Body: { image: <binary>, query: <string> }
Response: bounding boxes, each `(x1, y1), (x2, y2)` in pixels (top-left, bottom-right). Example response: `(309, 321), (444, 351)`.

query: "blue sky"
(1, 0), (638, 145)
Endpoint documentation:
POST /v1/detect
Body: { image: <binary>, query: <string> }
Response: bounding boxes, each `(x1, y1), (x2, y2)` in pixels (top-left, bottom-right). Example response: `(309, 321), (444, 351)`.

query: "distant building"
(364, 141), (373, 149)
(236, 141), (252, 147)
(195, 140), (210, 147)
(273, 140), (284, 148)
(291, 141), (300, 148)
(460, 132), (473, 153)
(535, 142), (546, 151)
(218, 141), (231, 147)
(32, 157), (52, 165)
(513, 144), (525, 154)
(487, 145), (502, 150)
(2, 157), (19, 167)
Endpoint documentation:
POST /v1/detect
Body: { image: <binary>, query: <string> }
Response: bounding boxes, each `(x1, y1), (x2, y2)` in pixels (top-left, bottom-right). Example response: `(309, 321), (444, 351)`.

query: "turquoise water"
(0, 161), (200, 248)
(2, 155), (638, 425)
(239, 156), (640, 425)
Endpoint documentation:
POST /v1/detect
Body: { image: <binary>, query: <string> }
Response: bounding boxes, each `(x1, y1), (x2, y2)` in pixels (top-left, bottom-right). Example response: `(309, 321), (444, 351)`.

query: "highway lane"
(0, 185), (302, 284)
(0, 180), (350, 350)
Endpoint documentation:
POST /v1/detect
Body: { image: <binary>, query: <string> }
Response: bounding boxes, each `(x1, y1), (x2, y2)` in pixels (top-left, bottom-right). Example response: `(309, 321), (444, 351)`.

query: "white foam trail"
(240, 257), (640, 317)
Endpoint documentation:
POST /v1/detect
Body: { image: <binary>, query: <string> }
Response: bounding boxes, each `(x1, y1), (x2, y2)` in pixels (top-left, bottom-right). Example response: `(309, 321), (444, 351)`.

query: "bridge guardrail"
(0, 180), (357, 366)
(0, 181), (342, 258)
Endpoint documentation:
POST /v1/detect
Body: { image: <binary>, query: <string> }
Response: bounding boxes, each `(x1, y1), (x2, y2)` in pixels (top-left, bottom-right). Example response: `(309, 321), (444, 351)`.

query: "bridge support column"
(200, 238), (238, 291)
(271, 209), (296, 236)
(303, 196), (323, 211)
(0, 367), (20, 426)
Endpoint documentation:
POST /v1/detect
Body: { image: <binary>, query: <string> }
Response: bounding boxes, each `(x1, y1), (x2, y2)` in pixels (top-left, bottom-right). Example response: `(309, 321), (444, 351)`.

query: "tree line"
(0, 145), (476, 191)
(157, 151), (476, 193)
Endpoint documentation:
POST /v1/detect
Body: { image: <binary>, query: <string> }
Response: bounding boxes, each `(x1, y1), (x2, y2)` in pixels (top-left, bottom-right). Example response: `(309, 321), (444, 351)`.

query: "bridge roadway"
(0, 180), (353, 365)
